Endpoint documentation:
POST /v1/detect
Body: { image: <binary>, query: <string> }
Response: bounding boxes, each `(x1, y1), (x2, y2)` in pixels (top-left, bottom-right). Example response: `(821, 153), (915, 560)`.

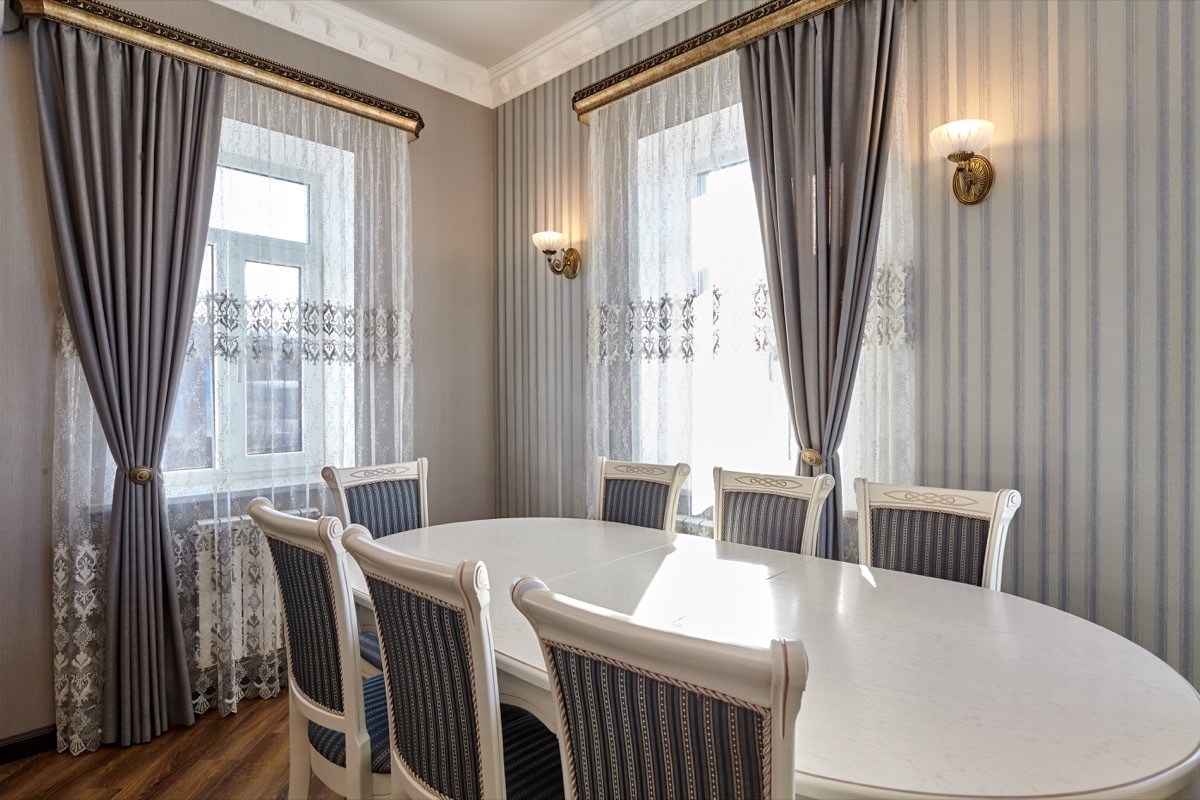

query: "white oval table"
(349, 517), (1200, 799)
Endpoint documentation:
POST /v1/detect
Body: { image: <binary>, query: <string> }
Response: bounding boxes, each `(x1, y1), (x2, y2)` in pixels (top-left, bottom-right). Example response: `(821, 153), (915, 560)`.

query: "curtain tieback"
(118, 466), (157, 485)
(801, 449), (824, 467)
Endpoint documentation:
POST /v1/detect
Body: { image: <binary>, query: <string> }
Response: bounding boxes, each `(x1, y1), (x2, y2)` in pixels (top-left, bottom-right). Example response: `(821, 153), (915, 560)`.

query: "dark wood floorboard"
(0, 692), (340, 800)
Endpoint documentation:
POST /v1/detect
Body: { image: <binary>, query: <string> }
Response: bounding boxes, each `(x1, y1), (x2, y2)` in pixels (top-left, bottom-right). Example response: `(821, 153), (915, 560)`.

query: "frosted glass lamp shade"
(929, 119), (994, 159)
(532, 230), (566, 253)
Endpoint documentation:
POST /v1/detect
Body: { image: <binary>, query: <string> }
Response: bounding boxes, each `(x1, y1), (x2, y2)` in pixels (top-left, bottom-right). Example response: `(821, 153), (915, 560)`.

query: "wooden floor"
(0, 692), (341, 799)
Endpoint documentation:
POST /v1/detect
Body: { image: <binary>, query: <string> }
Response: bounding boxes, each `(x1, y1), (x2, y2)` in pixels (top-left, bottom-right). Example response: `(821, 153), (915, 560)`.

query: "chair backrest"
(594, 457), (690, 531)
(512, 577), (806, 800)
(322, 458), (430, 539)
(247, 498), (368, 741)
(343, 529), (505, 800)
(854, 478), (1022, 590)
(713, 468), (835, 556)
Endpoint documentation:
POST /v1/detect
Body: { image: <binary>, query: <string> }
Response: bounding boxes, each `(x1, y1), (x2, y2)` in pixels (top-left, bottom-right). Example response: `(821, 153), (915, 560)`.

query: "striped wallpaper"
(495, 0), (759, 519)
(912, 0), (1199, 684)
(497, 0), (1200, 685)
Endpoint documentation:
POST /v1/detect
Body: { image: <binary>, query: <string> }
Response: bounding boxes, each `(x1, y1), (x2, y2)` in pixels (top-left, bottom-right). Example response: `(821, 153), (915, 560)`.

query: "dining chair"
(342, 529), (565, 800)
(322, 458), (430, 539)
(854, 478), (1022, 590)
(593, 456), (690, 531)
(247, 498), (390, 800)
(511, 576), (807, 800)
(712, 467), (836, 557)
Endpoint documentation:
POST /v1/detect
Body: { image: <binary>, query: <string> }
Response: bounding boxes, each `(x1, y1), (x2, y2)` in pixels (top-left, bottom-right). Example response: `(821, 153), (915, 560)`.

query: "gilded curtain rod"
(13, 0), (425, 141)
(572, 0), (848, 124)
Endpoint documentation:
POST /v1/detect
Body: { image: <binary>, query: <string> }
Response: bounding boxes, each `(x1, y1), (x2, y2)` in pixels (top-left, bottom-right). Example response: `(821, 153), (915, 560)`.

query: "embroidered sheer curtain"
(52, 77), (413, 753)
(587, 53), (796, 522)
(839, 29), (916, 561)
(586, 45), (915, 541)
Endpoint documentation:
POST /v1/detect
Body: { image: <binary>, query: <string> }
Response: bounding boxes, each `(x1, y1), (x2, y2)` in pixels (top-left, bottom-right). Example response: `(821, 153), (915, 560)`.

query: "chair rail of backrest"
(247, 498), (368, 743)
(713, 468), (835, 557)
(512, 576), (806, 800)
(322, 458), (430, 537)
(854, 479), (1022, 590)
(343, 528), (505, 800)
(594, 456), (690, 532)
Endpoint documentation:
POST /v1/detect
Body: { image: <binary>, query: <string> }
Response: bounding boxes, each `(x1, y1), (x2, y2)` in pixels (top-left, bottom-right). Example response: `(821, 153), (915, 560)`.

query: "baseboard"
(0, 726), (56, 765)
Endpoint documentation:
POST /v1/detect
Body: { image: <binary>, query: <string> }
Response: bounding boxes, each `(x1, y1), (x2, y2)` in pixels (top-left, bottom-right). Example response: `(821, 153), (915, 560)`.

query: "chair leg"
(288, 692), (312, 800)
(346, 733), (371, 800)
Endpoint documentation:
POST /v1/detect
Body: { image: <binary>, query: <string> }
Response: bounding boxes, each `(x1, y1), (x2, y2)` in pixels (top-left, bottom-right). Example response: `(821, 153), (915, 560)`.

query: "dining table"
(347, 517), (1200, 799)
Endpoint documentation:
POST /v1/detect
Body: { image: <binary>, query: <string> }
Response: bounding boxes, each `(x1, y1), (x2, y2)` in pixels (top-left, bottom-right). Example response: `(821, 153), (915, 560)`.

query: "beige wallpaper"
(910, 0), (1200, 684)
(0, 32), (59, 743)
(0, 0), (497, 739)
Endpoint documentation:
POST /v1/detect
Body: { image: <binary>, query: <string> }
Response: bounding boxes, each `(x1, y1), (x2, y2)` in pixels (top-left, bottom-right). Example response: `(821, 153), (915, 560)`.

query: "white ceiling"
(211, 0), (708, 108)
(337, 0), (601, 69)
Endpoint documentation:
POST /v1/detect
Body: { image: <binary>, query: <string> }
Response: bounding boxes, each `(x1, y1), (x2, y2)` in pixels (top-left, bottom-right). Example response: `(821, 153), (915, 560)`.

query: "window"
(684, 161), (796, 513)
(162, 120), (356, 494)
(623, 102), (796, 519)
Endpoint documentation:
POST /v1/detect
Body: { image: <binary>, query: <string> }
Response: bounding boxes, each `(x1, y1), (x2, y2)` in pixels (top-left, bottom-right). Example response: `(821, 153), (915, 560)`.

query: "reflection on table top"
(349, 516), (1200, 799)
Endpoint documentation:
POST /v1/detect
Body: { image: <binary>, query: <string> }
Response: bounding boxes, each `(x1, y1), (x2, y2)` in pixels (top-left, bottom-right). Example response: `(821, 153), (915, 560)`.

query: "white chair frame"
(712, 467), (836, 557)
(593, 456), (690, 532)
(854, 478), (1023, 591)
(342, 529), (514, 800)
(322, 458), (431, 532)
(246, 498), (388, 800)
(511, 576), (807, 800)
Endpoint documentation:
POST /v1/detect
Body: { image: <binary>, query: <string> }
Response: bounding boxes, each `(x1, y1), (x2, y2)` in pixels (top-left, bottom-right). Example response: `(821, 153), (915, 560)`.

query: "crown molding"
(209, 0), (710, 109)
(209, 0), (494, 107)
(488, 0), (708, 107)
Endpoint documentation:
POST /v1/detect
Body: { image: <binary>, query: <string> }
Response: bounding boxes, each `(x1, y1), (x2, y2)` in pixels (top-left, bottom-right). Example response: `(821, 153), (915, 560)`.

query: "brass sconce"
(929, 119), (995, 205)
(532, 230), (580, 279)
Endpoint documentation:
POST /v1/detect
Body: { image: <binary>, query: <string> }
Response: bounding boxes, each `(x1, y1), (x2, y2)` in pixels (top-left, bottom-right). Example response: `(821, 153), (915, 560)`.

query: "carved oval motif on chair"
(883, 489), (979, 508)
(735, 475), (800, 490)
(614, 465), (668, 477)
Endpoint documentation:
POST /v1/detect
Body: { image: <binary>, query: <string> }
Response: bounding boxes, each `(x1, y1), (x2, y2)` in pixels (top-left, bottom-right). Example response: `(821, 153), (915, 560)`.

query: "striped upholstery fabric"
(601, 479), (670, 529)
(500, 705), (566, 800)
(367, 575), (484, 800)
(265, 538), (343, 712)
(359, 631), (382, 671)
(307, 673), (391, 774)
(869, 507), (992, 586)
(548, 644), (768, 800)
(722, 491), (810, 553)
(344, 479), (422, 538)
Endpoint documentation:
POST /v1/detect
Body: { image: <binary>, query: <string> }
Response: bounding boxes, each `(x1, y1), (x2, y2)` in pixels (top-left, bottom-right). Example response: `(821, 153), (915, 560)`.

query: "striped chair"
(247, 498), (389, 800)
(713, 467), (836, 557)
(512, 576), (807, 800)
(323, 458), (430, 539)
(343, 530), (565, 800)
(855, 478), (1022, 590)
(594, 457), (690, 532)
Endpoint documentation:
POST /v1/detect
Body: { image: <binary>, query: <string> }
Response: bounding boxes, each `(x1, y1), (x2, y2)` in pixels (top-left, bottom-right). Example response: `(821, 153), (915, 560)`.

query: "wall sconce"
(532, 230), (580, 279)
(929, 119), (995, 205)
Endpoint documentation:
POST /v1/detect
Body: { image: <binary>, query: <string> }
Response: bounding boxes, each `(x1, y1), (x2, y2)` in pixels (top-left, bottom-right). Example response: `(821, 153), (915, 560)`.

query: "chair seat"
(359, 631), (382, 670)
(308, 674), (391, 774)
(501, 704), (564, 800)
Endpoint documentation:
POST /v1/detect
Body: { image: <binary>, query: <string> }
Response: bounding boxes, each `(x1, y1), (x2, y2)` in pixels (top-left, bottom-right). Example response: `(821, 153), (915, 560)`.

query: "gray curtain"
(30, 19), (225, 745)
(739, 0), (906, 559)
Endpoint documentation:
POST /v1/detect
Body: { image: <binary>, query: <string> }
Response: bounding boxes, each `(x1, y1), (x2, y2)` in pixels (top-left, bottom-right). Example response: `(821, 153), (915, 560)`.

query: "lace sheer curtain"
(840, 32), (916, 562)
(587, 53), (796, 523)
(52, 77), (413, 753)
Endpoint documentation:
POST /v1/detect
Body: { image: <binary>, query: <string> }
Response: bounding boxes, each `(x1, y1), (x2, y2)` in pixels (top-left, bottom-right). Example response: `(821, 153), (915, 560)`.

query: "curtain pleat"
(30, 17), (225, 748)
(739, 0), (907, 559)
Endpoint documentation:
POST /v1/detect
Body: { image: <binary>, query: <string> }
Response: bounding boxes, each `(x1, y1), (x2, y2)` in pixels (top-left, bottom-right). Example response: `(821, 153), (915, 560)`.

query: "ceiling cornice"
(489, 0), (707, 106)
(209, 0), (495, 106)
(208, 0), (710, 109)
